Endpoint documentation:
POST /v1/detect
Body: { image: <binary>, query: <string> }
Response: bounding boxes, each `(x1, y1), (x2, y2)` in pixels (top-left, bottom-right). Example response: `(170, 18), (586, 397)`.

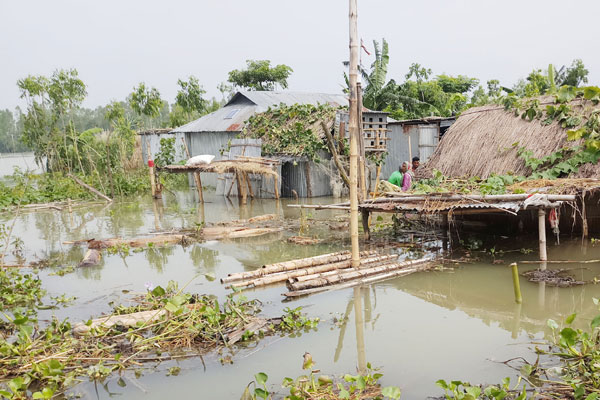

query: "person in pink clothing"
(400, 161), (412, 191)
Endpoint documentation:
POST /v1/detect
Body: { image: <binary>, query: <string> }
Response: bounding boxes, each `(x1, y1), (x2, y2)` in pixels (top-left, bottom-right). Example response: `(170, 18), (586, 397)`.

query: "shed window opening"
(224, 109), (240, 119)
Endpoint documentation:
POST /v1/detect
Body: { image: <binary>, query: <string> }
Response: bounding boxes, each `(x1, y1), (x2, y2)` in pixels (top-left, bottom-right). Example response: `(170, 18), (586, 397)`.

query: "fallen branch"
(67, 173), (112, 202)
(321, 120), (350, 187)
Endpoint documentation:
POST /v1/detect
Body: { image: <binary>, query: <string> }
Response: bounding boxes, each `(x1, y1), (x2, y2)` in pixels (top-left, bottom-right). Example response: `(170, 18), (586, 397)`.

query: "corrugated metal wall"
(280, 152), (333, 198)
(188, 131), (238, 187)
(381, 124), (419, 178)
(417, 124), (439, 162)
(140, 132), (186, 166)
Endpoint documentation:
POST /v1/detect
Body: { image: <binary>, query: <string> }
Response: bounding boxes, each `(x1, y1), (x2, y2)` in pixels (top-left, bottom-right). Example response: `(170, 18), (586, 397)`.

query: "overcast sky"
(1, 0), (599, 110)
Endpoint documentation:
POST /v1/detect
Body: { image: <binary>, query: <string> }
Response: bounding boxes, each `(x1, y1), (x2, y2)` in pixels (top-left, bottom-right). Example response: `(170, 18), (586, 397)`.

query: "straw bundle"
(421, 98), (600, 180)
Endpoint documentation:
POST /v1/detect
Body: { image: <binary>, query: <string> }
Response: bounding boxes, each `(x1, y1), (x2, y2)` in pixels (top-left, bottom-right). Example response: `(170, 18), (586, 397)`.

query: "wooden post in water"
(510, 262), (522, 304)
(145, 138), (158, 199)
(348, 0), (360, 268)
(181, 137), (204, 203)
(538, 208), (547, 266)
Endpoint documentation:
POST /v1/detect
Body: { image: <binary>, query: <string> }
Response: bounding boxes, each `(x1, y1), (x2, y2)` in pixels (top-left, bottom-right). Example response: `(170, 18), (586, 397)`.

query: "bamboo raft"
(221, 249), (434, 298)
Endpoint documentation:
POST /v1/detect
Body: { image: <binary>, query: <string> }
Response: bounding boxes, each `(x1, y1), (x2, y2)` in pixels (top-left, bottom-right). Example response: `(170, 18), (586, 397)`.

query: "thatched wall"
(420, 98), (600, 179)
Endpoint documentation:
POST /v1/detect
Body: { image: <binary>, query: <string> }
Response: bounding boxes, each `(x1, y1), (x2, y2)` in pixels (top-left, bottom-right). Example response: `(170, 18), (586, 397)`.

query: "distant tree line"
(0, 54), (591, 156)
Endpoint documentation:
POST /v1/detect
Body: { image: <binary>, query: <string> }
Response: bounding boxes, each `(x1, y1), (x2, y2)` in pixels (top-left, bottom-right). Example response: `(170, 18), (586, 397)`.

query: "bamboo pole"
(236, 172), (247, 204)
(538, 208), (547, 263)
(284, 259), (433, 298)
(221, 250), (378, 283)
(181, 137), (204, 203)
(273, 175), (280, 199)
(145, 138), (157, 198)
(357, 82), (366, 202)
(244, 173), (254, 198)
(230, 254), (399, 289)
(286, 257), (432, 291)
(348, 0), (360, 268)
(292, 254), (398, 283)
(510, 262), (522, 304)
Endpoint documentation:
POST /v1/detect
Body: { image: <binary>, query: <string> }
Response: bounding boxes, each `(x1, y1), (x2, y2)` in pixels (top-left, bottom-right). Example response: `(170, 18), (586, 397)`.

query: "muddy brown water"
(3, 190), (600, 399)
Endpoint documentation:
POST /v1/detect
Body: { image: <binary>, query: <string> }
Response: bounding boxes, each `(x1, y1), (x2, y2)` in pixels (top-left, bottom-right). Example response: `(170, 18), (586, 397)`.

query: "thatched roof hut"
(421, 97), (600, 179)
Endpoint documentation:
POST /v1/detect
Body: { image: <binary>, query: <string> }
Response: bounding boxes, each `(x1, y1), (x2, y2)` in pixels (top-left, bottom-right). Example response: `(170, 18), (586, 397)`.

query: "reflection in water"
(354, 287), (367, 374)
(511, 302), (522, 339)
(190, 245), (218, 271)
(145, 246), (176, 272)
(333, 287), (370, 374)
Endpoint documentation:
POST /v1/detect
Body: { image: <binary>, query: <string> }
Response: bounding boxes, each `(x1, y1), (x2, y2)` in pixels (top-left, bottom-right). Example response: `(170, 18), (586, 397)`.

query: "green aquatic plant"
(0, 282), (319, 398)
(242, 355), (401, 400)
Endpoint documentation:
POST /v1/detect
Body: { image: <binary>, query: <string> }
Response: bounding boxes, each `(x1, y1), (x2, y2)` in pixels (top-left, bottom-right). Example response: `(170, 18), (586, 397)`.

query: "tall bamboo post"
(357, 82), (366, 201)
(538, 208), (547, 265)
(348, 0), (360, 268)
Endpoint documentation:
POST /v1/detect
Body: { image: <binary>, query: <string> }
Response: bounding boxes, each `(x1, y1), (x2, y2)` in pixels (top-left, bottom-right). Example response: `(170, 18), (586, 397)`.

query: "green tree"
(361, 39), (393, 111)
(512, 59), (590, 97)
(556, 59), (589, 87)
(170, 76), (208, 127)
(228, 60), (293, 91)
(175, 76), (206, 115)
(383, 64), (478, 119)
(17, 69), (87, 171)
(129, 83), (163, 124)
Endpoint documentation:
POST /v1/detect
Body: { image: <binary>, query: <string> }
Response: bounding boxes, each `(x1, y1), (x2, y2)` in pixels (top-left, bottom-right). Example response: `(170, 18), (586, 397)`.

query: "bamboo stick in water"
(221, 250), (379, 284)
(229, 254), (399, 289)
(286, 257), (432, 292)
(284, 259), (433, 298)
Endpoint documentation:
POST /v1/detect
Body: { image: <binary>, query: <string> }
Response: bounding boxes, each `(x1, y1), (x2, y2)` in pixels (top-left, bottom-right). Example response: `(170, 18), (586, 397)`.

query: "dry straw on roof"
(421, 98), (600, 179)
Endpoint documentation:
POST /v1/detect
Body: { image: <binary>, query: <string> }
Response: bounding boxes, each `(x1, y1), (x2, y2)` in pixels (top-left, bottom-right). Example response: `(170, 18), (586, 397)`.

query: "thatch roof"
(420, 97), (600, 179)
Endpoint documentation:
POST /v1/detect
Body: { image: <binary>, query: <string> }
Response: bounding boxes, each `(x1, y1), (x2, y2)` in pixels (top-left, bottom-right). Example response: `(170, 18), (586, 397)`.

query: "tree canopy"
(228, 60), (293, 91)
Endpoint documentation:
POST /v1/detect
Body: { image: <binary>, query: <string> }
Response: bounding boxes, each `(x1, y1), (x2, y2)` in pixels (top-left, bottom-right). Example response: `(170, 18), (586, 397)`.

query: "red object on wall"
(148, 160), (155, 168)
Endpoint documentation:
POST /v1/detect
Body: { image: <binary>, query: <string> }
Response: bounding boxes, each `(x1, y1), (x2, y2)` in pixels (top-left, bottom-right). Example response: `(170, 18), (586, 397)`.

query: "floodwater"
(0, 152), (44, 176)
(3, 190), (600, 399)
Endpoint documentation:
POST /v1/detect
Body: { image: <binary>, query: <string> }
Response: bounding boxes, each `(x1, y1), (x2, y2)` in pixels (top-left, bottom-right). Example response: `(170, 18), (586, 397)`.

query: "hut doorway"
(280, 161), (295, 198)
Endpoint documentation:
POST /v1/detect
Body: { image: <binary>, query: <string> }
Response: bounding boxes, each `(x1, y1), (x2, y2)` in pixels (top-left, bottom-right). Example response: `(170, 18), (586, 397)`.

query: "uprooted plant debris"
(521, 268), (585, 287)
(0, 279), (319, 399)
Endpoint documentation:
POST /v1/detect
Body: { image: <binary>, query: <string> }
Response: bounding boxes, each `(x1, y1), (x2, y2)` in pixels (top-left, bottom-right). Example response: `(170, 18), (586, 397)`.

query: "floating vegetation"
(0, 281), (319, 398)
(439, 304), (600, 399)
(521, 268), (586, 287)
(242, 354), (401, 400)
(0, 268), (45, 311)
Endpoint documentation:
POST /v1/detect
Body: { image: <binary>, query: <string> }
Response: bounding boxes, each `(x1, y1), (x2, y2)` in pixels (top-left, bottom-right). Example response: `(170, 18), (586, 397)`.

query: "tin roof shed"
(171, 91), (348, 134)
